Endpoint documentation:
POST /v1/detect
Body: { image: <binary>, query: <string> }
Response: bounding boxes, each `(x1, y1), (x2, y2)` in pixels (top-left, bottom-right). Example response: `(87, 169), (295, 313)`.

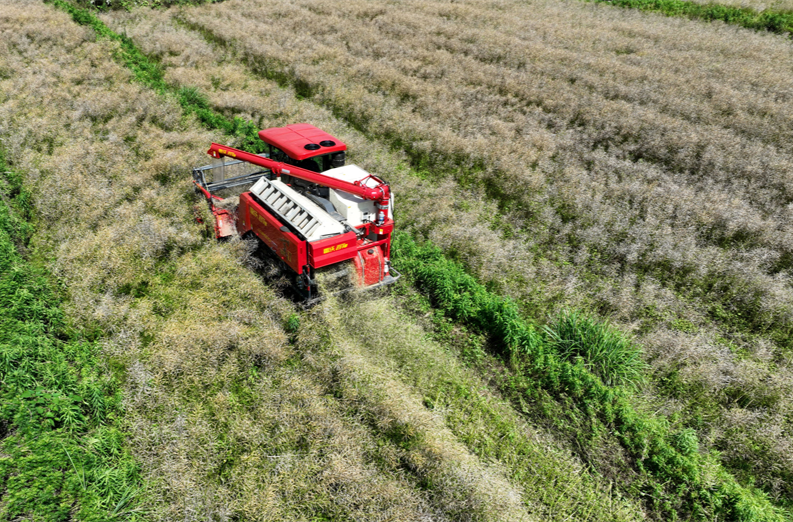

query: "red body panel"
(308, 232), (358, 269)
(258, 124), (347, 161)
(354, 246), (385, 286)
(239, 190), (393, 286)
(215, 209), (237, 239)
(239, 193), (306, 273)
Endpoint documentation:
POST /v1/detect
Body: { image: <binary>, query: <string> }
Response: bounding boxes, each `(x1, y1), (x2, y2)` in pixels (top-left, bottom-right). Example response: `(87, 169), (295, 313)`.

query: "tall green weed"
(0, 150), (143, 520)
(592, 0), (793, 35)
(545, 311), (646, 388)
(392, 231), (788, 521)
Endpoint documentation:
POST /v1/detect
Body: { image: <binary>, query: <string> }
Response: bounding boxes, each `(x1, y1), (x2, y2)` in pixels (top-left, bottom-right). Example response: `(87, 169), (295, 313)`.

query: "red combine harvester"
(193, 124), (400, 303)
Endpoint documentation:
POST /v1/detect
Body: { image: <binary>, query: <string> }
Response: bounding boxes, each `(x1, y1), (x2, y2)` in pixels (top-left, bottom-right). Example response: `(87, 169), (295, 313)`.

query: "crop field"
(2, 0), (793, 519)
(0, 1), (643, 520)
(172, 0), (793, 503)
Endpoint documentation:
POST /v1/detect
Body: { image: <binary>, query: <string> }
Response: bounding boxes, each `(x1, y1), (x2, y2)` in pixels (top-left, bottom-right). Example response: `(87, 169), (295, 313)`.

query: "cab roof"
(258, 124), (347, 161)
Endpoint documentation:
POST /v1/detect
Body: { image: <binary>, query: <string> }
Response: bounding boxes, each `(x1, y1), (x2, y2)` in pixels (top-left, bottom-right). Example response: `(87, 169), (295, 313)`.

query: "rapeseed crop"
(4, 0), (793, 518)
(174, 0), (793, 504)
(0, 1), (645, 520)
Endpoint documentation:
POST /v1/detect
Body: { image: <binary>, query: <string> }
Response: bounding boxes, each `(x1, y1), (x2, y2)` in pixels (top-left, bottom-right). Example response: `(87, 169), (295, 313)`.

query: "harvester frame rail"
(193, 163), (271, 193)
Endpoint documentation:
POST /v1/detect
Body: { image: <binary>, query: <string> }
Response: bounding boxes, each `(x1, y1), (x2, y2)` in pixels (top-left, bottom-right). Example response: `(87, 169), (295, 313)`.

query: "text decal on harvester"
(323, 243), (348, 254)
(250, 208), (268, 227)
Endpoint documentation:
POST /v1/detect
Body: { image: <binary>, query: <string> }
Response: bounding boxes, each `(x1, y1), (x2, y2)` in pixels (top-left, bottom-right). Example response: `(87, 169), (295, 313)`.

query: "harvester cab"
(192, 124), (400, 304)
(261, 124), (347, 176)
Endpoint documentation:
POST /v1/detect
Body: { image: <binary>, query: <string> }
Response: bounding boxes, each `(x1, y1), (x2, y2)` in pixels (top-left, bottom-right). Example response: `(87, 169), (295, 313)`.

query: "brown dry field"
(100, 0), (793, 502)
(0, 0), (650, 520)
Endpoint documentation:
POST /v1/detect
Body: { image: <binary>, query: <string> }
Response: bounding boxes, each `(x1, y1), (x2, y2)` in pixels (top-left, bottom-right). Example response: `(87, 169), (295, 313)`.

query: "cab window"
(267, 146), (346, 172)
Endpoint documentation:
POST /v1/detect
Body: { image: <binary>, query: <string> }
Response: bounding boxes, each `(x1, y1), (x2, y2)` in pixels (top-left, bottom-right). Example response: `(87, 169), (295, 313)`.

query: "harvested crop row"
(317, 295), (646, 521)
(160, 0), (793, 502)
(0, 1), (650, 520)
(177, 0), (793, 353)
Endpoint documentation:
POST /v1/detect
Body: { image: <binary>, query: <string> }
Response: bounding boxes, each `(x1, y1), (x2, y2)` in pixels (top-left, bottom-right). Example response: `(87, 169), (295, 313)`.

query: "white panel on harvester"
(323, 165), (379, 227)
(250, 177), (346, 241)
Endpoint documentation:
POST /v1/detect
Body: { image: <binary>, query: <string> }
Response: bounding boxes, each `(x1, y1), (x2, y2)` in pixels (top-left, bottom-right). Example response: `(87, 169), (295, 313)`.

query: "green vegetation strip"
(391, 231), (788, 522)
(46, 2), (791, 520)
(0, 149), (142, 520)
(50, 0), (265, 153)
(592, 0), (793, 35)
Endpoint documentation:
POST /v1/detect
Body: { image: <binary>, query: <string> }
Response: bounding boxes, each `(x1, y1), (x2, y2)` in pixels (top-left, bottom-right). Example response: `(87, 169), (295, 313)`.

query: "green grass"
(0, 148), (143, 521)
(590, 0), (793, 35)
(544, 311), (647, 388)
